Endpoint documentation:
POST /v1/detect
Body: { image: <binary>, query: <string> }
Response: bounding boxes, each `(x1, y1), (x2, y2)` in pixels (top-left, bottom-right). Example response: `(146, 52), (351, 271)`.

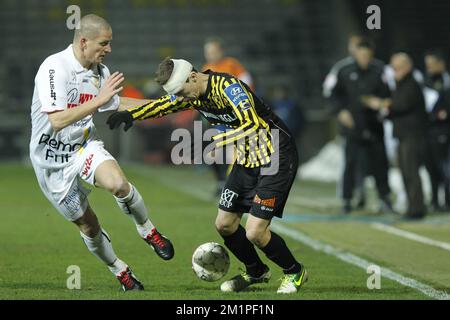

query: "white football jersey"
(29, 44), (119, 169)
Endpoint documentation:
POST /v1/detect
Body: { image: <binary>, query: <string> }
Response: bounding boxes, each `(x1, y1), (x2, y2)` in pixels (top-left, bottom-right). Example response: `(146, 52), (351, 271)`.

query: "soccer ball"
(192, 242), (230, 282)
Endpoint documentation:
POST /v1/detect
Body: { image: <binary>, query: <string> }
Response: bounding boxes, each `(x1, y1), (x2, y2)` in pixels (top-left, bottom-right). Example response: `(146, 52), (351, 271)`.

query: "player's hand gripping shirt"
(29, 44), (120, 169)
(126, 71), (283, 168)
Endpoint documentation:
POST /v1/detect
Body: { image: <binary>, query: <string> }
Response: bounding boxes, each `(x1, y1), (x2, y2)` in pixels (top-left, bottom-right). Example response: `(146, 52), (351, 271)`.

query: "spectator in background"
(122, 81), (145, 100)
(364, 53), (427, 219)
(270, 85), (305, 141)
(203, 37), (254, 89)
(323, 33), (384, 210)
(424, 49), (450, 211)
(202, 37), (255, 196)
(327, 39), (394, 215)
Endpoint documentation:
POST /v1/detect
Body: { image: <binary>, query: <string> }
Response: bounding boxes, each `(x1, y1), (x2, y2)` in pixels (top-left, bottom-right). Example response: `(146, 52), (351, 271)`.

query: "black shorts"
(218, 139), (299, 220)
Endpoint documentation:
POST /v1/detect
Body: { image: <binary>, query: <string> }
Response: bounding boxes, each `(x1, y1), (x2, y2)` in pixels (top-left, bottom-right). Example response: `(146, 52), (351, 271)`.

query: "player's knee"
(110, 177), (130, 197)
(75, 214), (100, 238)
(215, 218), (236, 236)
(80, 224), (100, 238)
(245, 228), (265, 247)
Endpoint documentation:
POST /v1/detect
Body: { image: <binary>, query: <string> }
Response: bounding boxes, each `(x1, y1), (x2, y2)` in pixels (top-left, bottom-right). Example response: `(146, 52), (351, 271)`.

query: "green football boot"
(277, 265), (308, 294)
(220, 266), (271, 292)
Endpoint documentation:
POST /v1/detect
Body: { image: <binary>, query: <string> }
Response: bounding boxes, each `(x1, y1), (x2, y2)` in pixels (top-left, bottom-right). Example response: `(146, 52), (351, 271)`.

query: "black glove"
(107, 111), (134, 131)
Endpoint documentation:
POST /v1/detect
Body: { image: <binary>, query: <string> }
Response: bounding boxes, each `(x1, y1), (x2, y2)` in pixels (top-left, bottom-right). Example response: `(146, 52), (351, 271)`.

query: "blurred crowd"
(323, 34), (450, 220)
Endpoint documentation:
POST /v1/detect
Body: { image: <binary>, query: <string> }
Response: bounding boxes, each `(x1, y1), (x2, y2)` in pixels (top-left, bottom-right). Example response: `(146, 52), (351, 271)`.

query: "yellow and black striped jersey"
(127, 71), (290, 168)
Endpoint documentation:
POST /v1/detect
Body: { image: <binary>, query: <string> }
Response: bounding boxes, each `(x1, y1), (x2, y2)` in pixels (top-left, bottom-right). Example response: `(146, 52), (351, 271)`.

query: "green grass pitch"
(1, 163), (449, 300)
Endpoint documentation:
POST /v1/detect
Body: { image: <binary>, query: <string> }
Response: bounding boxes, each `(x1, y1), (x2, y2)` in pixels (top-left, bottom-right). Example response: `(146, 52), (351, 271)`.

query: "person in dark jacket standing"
(424, 49), (450, 211)
(363, 53), (427, 219)
(324, 33), (367, 209)
(327, 40), (393, 214)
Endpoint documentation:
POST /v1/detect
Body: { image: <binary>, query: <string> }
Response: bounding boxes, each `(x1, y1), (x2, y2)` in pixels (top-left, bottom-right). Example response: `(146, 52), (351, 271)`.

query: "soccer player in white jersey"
(29, 14), (174, 291)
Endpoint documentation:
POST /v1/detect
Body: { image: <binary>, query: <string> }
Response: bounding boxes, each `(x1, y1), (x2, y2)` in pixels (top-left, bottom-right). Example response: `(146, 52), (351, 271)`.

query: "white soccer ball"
(192, 242), (230, 282)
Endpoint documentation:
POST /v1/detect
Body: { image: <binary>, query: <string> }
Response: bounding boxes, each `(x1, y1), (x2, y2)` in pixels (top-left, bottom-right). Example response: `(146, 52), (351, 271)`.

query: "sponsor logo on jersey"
(73, 117), (92, 128)
(230, 86), (242, 95)
(69, 71), (78, 86)
(49, 69), (56, 106)
(81, 153), (94, 177)
(39, 134), (82, 152)
(199, 110), (237, 123)
(241, 101), (251, 111)
(67, 88), (78, 108)
(224, 83), (251, 110)
(67, 93), (95, 109)
(38, 133), (82, 163)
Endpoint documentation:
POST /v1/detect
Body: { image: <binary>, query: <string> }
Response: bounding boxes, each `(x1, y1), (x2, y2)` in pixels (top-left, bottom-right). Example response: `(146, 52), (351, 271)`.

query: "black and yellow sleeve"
(127, 95), (193, 120)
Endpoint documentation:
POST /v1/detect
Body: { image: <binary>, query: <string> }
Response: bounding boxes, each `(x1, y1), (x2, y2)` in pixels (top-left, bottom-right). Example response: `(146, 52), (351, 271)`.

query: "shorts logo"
(62, 185), (86, 217)
(81, 153), (94, 177)
(253, 194), (276, 211)
(220, 189), (238, 208)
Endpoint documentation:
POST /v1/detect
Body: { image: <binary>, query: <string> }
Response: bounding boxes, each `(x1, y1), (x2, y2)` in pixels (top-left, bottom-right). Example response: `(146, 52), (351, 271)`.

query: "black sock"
(221, 225), (266, 277)
(260, 231), (301, 274)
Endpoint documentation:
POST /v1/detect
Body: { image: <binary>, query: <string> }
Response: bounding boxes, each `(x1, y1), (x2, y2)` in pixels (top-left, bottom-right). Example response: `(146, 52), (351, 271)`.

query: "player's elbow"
(47, 112), (66, 132)
(49, 118), (64, 132)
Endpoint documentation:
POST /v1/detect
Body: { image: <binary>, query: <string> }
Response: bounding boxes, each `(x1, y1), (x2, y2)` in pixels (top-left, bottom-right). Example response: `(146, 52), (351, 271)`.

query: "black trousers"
(424, 131), (450, 207)
(341, 136), (390, 201)
(398, 136), (426, 216)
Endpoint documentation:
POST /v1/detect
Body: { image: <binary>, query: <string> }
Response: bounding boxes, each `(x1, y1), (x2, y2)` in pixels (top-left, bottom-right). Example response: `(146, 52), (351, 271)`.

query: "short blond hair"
(73, 14), (111, 41)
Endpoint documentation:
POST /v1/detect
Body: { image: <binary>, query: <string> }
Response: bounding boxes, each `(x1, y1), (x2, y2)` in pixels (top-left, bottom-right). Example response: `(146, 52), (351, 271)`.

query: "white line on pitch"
(371, 223), (450, 252)
(289, 196), (339, 208)
(271, 222), (450, 300)
(137, 166), (449, 299)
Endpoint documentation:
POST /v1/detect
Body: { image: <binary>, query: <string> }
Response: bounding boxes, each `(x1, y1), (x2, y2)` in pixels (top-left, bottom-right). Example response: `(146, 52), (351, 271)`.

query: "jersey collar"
(199, 70), (213, 100)
(66, 44), (88, 73)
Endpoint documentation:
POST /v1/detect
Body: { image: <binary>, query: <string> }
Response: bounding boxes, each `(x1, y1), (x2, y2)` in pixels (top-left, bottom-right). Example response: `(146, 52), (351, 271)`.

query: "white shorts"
(32, 140), (115, 221)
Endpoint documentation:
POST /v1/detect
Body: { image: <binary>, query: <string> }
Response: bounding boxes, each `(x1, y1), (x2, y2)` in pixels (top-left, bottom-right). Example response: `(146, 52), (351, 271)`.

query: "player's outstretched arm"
(48, 72), (124, 131)
(118, 97), (154, 111)
(107, 95), (192, 131)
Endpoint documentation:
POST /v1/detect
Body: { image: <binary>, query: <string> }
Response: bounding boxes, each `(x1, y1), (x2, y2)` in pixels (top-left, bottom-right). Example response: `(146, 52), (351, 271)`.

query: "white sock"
(114, 183), (155, 237)
(80, 229), (118, 267)
(107, 258), (128, 277)
(136, 219), (155, 239)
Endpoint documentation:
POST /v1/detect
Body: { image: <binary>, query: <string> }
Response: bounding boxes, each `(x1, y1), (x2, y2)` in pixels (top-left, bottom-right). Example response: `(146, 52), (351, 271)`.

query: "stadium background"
(1, 0), (450, 300)
(1, 0), (449, 165)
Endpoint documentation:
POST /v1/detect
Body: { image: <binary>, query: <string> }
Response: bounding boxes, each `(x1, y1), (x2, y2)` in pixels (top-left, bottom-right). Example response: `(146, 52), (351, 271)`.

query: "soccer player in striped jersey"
(202, 37), (255, 196)
(107, 58), (308, 294)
